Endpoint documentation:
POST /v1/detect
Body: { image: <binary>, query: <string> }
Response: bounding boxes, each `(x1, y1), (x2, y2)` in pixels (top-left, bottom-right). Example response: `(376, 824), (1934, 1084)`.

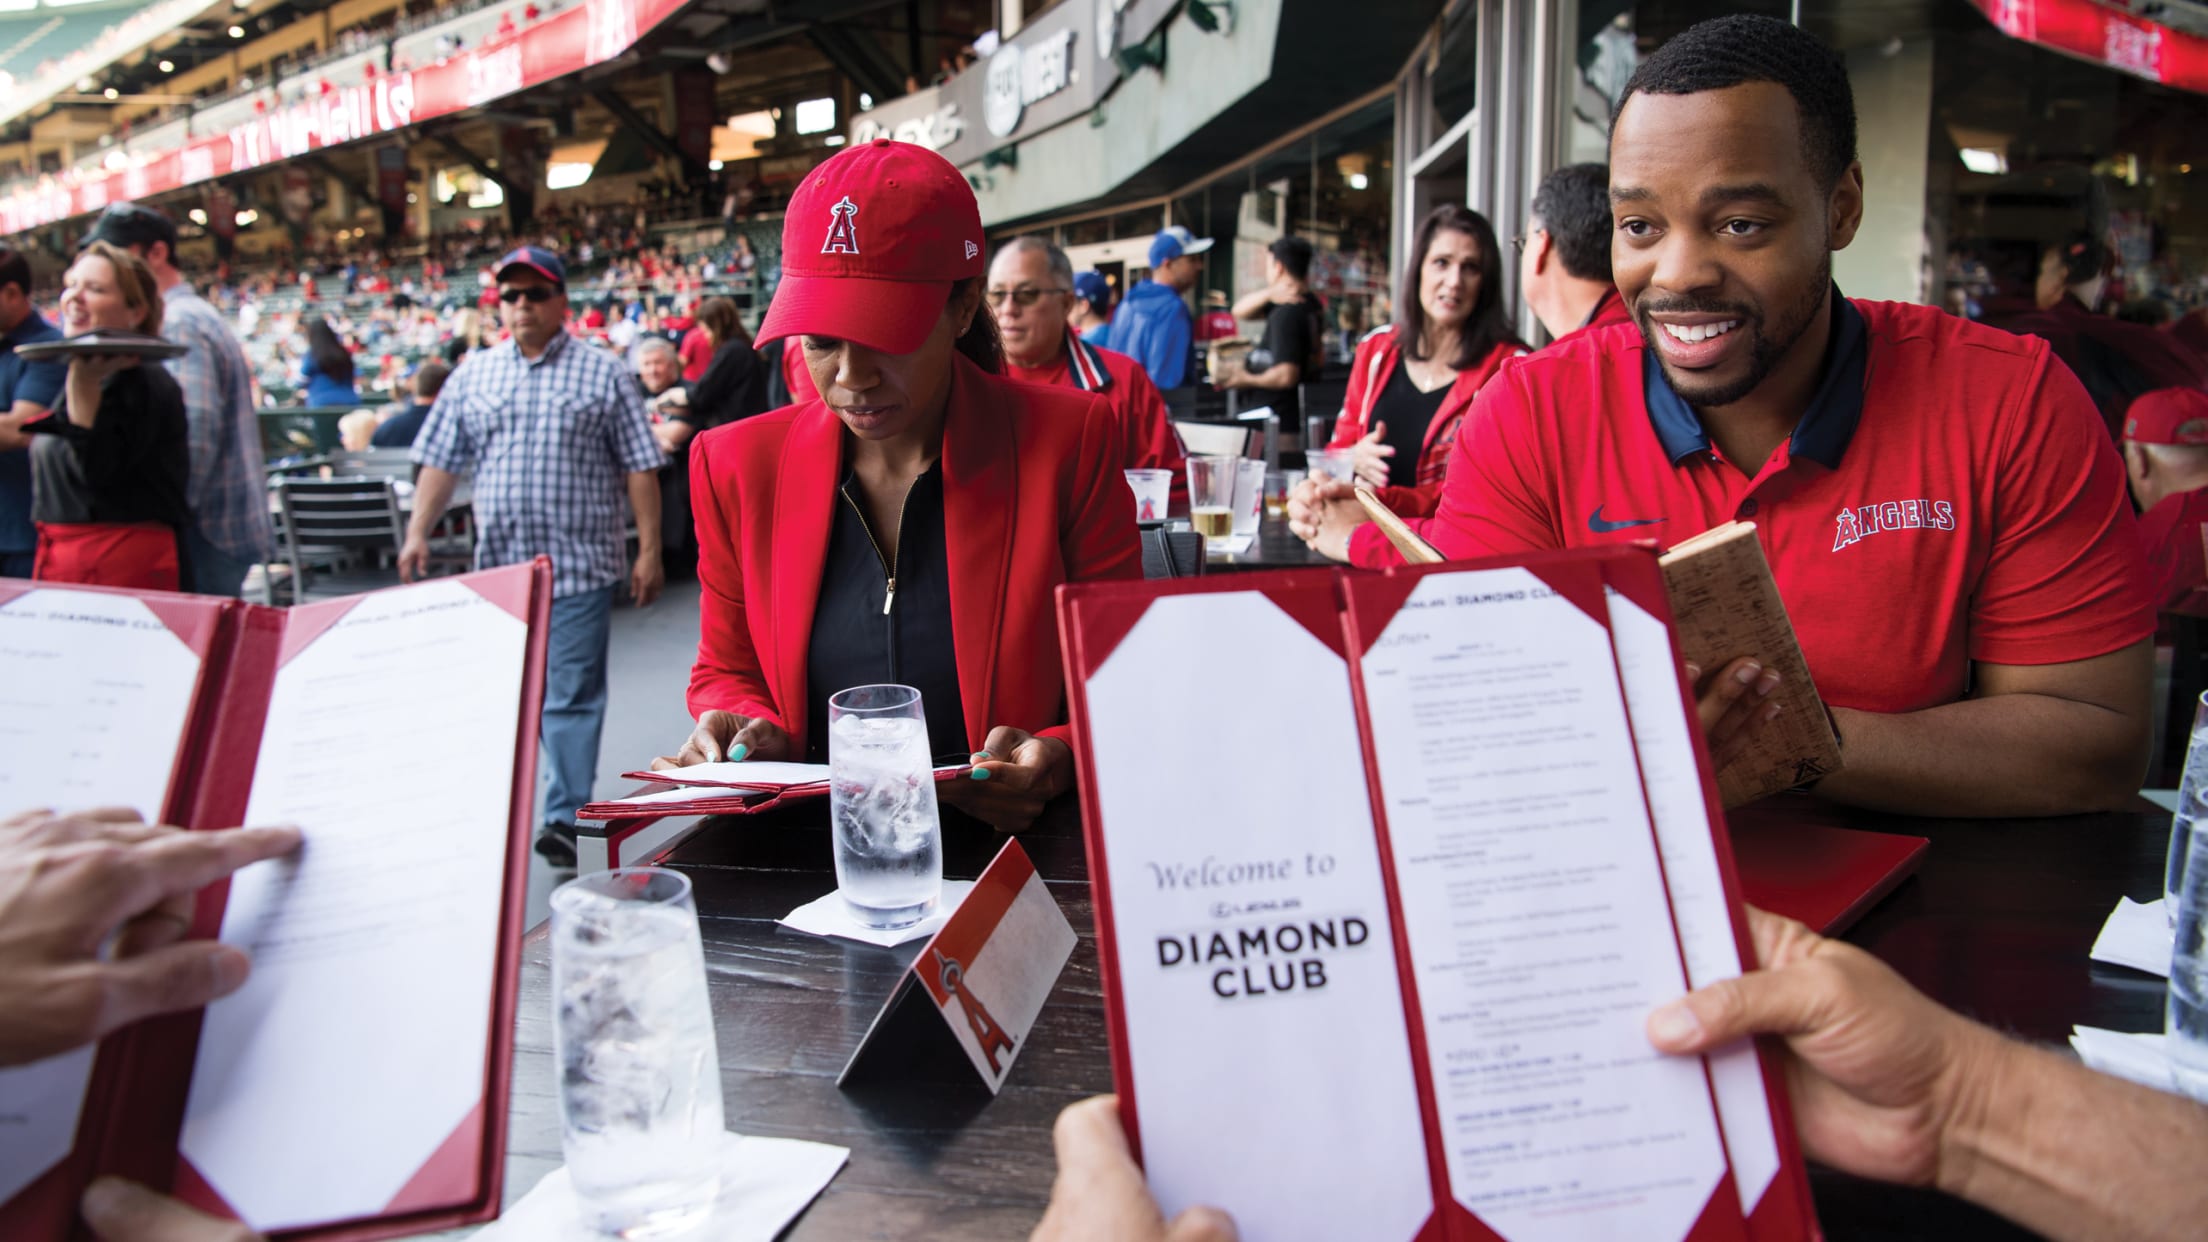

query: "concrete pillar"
(1834, 38), (1935, 304)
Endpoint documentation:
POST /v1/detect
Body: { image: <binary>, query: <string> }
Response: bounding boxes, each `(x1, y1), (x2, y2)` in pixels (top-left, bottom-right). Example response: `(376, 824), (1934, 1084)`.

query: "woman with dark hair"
(1320, 204), (1525, 515)
(677, 295), (768, 437)
(298, 316), (358, 406)
(659, 141), (1141, 833)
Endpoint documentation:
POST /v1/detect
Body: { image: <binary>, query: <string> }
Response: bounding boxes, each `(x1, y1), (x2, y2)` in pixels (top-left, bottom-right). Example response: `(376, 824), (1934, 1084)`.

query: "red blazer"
(1328, 330), (1520, 516)
(687, 354), (1143, 754)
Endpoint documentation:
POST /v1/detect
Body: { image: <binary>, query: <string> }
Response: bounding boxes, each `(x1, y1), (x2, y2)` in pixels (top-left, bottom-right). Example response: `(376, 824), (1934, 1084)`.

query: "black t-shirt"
(684, 343), (767, 430)
(805, 460), (968, 763)
(1370, 361), (1451, 490)
(26, 363), (191, 528)
(1254, 294), (1323, 427)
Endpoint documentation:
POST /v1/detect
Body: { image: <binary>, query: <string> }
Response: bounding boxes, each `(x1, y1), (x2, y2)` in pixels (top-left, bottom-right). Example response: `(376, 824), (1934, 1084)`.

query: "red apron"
(33, 522), (181, 591)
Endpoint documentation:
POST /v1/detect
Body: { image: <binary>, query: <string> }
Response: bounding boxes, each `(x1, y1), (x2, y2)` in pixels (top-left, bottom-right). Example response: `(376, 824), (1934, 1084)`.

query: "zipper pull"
(883, 578), (896, 616)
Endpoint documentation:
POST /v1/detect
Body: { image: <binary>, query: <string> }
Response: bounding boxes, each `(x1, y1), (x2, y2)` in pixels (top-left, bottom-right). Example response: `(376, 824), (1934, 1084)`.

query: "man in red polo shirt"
(987, 237), (1186, 488)
(2124, 388), (2208, 613)
(1304, 15), (2152, 817)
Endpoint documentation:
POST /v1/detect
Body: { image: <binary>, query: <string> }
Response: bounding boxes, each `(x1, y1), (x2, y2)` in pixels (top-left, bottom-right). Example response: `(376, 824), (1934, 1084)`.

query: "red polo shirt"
(2138, 488), (2208, 614)
(1428, 295), (2153, 714)
(1003, 335), (1187, 488)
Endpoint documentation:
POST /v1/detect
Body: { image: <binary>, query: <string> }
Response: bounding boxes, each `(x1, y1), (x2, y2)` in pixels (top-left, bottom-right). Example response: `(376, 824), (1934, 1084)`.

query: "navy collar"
(1642, 286), (1868, 469)
(1, 309), (53, 348)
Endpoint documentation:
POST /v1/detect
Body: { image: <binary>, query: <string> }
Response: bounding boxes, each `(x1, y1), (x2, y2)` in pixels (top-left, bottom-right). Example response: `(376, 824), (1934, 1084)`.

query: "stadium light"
(227, 25), (244, 38)
(708, 159), (722, 171)
(189, 209), (207, 224)
(546, 162), (592, 190)
(158, 59), (174, 72)
(235, 208), (257, 226)
(103, 87), (118, 99)
(1958, 148), (2006, 176)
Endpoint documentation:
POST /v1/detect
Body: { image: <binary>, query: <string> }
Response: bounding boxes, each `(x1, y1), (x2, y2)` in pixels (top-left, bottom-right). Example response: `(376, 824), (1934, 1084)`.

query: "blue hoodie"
(1105, 280), (1194, 389)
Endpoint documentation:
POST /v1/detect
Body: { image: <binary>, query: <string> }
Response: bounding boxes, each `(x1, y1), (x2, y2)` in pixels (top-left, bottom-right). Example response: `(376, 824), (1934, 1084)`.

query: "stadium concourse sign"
(849, 0), (1180, 169)
(0, 0), (685, 235)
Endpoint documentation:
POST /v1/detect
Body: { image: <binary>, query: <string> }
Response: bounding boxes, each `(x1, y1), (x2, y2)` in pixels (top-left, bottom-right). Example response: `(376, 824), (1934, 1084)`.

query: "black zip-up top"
(804, 460), (968, 762)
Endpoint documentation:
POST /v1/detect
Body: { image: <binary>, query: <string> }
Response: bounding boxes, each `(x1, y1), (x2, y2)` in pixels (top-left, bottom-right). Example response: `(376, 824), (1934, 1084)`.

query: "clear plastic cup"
(1187, 455), (1236, 543)
(1124, 468), (1173, 524)
(1232, 459), (1265, 538)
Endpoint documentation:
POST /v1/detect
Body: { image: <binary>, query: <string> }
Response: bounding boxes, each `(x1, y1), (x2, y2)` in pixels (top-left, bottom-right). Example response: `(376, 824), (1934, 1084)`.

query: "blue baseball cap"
(495, 245), (566, 287)
(1148, 225), (1214, 269)
(1072, 270), (1110, 306)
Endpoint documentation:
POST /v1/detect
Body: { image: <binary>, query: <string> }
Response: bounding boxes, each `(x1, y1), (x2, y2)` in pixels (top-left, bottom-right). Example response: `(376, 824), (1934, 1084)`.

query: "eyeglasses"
(985, 286), (1070, 308)
(499, 286), (560, 304)
(1511, 228), (1545, 256)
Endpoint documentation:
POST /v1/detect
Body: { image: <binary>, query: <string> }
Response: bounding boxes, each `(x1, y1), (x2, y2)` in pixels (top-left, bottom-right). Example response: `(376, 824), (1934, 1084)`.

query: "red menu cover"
(0, 560), (550, 1241)
(1056, 546), (1818, 1242)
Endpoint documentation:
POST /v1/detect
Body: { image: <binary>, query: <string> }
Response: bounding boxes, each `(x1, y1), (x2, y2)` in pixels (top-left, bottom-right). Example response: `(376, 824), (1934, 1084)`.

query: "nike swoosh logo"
(1588, 505), (1666, 534)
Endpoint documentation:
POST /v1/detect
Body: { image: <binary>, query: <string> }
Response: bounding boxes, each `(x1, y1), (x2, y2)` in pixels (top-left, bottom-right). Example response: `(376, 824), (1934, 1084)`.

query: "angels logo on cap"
(822, 196), (861, 256)
(758, 140), (987, 356)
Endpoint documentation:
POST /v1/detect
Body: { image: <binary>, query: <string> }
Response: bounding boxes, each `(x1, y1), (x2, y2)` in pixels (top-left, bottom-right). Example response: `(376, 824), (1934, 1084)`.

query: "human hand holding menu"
(0, 561), (550, 1242)
(1056, 548), (1816, 1242)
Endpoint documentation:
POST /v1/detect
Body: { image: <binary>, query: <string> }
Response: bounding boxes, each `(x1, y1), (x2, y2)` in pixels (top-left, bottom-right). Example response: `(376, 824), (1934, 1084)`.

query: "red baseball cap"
(757, 140), (985, 355)
(2125, 388), (2208, 446)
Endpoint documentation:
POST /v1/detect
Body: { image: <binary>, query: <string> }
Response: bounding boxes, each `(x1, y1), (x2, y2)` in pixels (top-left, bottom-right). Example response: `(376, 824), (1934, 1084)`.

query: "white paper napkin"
(2090, 897), (2173, 976)
(2071, 1025), (2175, 1093)
(777, 880), (974, 947)
(470, 1131), (848, 1241)
(1204, 533), (1256, 556)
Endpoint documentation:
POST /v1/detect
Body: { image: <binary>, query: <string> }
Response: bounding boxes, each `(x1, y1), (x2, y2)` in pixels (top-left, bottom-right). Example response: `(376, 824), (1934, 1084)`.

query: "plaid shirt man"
(413, 329), (664, 597)
(162, 284), (273, 564)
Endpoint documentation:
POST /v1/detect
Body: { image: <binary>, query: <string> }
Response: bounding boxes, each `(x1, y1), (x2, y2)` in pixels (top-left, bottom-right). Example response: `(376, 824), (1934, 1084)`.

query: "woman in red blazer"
(1320, 204), (1525, 518)
(658, 140), (1142, 831)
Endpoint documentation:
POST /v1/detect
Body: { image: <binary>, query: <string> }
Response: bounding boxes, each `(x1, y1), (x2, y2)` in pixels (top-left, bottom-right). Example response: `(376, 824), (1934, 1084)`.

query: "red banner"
(1970, 0), (2208, 94)
(0, 0), (688, 235)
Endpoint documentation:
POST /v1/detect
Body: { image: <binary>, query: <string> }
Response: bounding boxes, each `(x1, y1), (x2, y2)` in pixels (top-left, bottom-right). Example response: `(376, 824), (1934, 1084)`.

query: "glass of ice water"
(551, 868), (724, 1238)
(828, 684), (945, 929)
(2168, 692), (2208, 923)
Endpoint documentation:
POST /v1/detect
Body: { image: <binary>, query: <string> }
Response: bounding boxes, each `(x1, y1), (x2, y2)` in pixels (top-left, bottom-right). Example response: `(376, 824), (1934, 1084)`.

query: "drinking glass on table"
(829, 684), (945, 928)
(1186, 454), (1236, 542)
(552, 868), (725, 1238)
(2169, 809), (2208, 1100)
(1306, 448), (1355, 485)
(1232, 459), (1265, 538)
(1124, 468), (1173, 524)
(2169, 691), (2208, 923)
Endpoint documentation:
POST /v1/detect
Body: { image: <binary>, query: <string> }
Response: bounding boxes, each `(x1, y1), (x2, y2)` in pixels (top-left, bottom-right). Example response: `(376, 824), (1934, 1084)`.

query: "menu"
(1057, 546), (1817, 1242)
(0, 562), (550, 1242)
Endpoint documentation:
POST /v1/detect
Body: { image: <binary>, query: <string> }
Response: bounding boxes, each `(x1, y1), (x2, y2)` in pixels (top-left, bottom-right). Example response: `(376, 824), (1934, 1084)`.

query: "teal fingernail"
(970, 751), (993, 763)
(970, 767), (991, 782)
(729, 743), (748, 762)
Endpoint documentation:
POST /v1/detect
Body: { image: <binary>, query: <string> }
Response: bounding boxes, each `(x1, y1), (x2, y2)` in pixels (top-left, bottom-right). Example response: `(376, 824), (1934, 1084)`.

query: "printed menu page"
(1604, 579), (1784, 1220)
(1078, 588), (1437, 1242)
(0, 589), (208, 1215)
(1351, 566), (1738, 1242)
(179, 580), (524, 1231)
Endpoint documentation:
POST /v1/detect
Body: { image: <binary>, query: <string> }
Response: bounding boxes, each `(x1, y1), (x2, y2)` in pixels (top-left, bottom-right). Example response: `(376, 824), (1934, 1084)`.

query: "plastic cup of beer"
(1124, 469), (1173, 524)
(1265, 469), (1302, 518)
(1187, 455), (1236, 542)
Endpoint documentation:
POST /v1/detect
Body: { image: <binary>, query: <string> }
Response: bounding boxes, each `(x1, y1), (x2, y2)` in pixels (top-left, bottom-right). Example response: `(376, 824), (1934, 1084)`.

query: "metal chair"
(270, 476), (409, 602)
(1140, 526), (1205, 580)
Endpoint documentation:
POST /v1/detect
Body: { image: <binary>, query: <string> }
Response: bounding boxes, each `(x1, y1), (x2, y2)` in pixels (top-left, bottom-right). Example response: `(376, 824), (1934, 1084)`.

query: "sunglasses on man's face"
(499, 286), (559, 304)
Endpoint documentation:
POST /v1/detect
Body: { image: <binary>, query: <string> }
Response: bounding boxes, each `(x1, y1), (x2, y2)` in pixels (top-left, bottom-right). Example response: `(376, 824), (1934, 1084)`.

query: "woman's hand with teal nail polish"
(970, 767), (991, 782)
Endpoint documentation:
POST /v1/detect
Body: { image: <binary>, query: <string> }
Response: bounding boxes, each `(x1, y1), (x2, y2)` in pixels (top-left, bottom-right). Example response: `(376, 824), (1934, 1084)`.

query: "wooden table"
(500, 798), (2173, 1240)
